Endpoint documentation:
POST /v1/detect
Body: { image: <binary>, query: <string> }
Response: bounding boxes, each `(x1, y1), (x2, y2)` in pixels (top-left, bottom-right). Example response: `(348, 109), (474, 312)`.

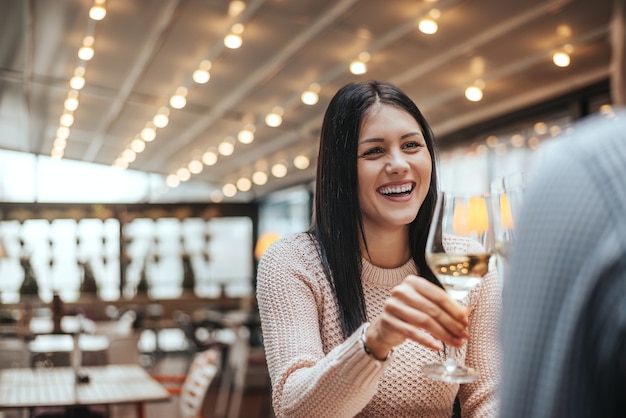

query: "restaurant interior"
(0, 0), (622, 417)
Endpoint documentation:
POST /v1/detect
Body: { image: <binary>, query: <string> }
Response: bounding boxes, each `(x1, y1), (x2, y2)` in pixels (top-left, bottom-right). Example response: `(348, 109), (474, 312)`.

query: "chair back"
(179, 349), (219, 418)
(106, 331), (141, 364)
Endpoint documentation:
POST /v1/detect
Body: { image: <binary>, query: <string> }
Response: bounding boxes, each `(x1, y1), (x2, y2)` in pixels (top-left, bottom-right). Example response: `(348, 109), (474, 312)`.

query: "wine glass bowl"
(422, 191), (496, 383)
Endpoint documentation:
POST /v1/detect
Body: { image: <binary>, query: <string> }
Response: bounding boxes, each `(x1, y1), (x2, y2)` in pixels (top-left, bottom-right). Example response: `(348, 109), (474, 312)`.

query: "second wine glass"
(422, 191), (496, 383)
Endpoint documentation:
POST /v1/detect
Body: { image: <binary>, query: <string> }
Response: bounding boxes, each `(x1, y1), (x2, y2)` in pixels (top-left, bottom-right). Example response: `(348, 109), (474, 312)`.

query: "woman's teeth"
(378, 184), (413, 195)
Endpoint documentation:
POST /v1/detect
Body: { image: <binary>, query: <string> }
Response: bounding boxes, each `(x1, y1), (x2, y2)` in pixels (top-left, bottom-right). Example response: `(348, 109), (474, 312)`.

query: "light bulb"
(218, 138), (235, 156)
(177, 167), (191, 181)
(349, 60), (367, 75)
(552, 51), (570, 67)
(301, 90), (319, 105)
(202, 150), (218, 166)
(89, 4), (106, 20)
(236, 177), (252, 192)
(188, 160), (203, 174)
(465, 86), (483, 102)
(193, 69), (210, 84)
(293, 155), (310, 169)
(60, 113), (74, 127)
(418, 18), (438, 34)
(252, 171), (268, 185)
(70, 76), (85, 90)
(78, 46), (94, 61)
(222, 183), (237, 197)
(130, 139), (146, 153)
(271, 162), (288, 178)
(224, 33), (242, 49)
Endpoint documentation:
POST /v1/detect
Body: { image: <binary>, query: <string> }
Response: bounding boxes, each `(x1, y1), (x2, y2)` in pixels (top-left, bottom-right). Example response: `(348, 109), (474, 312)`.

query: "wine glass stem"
(445, 346), (459, 368)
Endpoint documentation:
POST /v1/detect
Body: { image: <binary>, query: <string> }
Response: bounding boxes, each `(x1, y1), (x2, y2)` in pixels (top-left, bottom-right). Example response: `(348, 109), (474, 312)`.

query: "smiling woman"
(256, 80), (501, 417)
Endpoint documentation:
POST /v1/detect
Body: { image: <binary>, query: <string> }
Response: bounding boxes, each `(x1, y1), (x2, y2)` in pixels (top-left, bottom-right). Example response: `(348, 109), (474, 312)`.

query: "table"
(0, 364), (170, 418)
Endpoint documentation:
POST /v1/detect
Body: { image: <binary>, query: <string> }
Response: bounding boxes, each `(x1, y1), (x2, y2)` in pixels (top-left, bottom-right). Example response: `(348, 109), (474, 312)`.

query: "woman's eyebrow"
(359, 131), (424, 145)
(401, 131), (423, 140)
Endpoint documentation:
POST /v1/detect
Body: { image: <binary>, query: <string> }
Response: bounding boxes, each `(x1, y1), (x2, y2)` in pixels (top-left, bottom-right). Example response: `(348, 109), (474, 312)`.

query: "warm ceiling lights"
(78, 36), (95, 61)
(252, 170), (268, 185)
(271, 162), (288, 178)
(418, 9), (440, 34)
(222, 183), (237, 197)
(293, 155), (310, 170)
(301, 83), (321, 105)
(188, 159), (203, 174)
(193, 60), (212, 84)
(59, 112), (75, 127)
(218, 137), (235, 156)
(169, 86), (188, 109)
(224, 24), (244, 49)
(553, 44), (573, 67)
(70, 67), (86, 90)
(202, 149), (218, 166)
(89, 0), (107, 21)
(141, 123), (157, 142)
(152, 107), (170, 128)
(265, 106), (284, 127)
(64, 91), (79, 112)
(236, 177), (252, 192)
(237, 124), (256, 144)
(349, 52), (370, 75)
(465, 79), (485, 102)
(176, 167), (191, 182)
(130, 138), (146, 153)
(418, 18), (438, 34)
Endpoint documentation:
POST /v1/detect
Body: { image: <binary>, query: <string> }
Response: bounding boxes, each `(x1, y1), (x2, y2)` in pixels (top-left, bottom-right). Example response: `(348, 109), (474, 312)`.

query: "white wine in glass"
(422, 191), (496, 383)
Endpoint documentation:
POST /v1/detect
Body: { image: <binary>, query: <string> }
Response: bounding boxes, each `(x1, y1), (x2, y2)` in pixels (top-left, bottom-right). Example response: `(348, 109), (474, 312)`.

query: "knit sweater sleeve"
(256, 234), (389, 418)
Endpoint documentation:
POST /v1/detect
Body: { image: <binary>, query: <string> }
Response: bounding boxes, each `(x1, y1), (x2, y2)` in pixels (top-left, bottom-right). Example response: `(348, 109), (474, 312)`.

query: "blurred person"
(499, 110), (626, 417)
(256, 80), (501, 417)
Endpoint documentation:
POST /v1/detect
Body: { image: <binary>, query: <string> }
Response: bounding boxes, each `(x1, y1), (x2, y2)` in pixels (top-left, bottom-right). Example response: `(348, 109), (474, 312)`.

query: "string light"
(237, 124), (256, 144)
(224, 24), (244, 49)
(202, 149), (218, 166)
(89, 0), (107, 21)
(170, 86), (188, 109)
(301, 83), (321, 105)
(218, 137), (235, 156)
(265, 106), (284, 127)
(252, 170), (268, 185)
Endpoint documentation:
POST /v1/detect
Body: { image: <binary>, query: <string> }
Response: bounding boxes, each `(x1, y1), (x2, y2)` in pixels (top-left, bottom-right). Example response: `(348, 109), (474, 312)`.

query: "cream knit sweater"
(256, 233), (501, 418)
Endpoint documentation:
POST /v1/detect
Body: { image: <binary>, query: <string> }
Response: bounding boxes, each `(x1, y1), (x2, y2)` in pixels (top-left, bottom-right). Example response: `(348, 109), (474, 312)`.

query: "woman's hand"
(364, 274), (469, 359)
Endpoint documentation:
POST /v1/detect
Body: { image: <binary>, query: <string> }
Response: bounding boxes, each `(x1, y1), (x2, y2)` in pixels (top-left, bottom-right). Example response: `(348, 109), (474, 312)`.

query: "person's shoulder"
(260, 232), (320, 263)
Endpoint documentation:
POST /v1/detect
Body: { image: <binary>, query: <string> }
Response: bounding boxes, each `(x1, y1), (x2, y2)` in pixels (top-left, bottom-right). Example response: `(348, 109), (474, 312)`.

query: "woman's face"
(356, 103), (432, 233)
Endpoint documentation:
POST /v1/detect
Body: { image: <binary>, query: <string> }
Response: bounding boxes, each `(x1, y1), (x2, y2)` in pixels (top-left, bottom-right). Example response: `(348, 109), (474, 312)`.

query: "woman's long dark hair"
(309, 80), (440, 338)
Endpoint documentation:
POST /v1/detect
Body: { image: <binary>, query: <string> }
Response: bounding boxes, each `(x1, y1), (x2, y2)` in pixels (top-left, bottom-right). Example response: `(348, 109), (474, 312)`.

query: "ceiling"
(0, 0), (616, 201)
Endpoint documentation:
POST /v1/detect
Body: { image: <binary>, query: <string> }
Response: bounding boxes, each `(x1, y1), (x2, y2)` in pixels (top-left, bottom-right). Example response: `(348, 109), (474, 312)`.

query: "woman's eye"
(362, 147), (384, 157)
(403, 141), (422, 150)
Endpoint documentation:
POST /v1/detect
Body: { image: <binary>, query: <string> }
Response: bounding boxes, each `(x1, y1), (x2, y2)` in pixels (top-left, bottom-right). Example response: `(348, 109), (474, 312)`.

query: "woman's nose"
(385, 152), (410, 174)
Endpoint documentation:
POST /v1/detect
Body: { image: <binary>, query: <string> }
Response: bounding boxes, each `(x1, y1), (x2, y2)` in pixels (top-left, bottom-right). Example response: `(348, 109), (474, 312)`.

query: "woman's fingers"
(381, 275), (469, 348)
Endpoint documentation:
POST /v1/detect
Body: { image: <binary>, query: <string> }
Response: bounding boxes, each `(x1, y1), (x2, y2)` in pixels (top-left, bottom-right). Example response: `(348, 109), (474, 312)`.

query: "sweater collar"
(361, 257), (417, 287)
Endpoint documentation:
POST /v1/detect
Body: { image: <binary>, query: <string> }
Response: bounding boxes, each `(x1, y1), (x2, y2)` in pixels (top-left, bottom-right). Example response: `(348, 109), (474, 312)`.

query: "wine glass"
(490, 172), (526, 280)
(422, 191), (496, 383)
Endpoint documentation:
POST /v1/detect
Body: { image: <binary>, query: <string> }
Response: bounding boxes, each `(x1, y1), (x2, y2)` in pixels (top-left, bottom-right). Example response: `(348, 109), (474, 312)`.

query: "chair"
(153, 349), (220, 418)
